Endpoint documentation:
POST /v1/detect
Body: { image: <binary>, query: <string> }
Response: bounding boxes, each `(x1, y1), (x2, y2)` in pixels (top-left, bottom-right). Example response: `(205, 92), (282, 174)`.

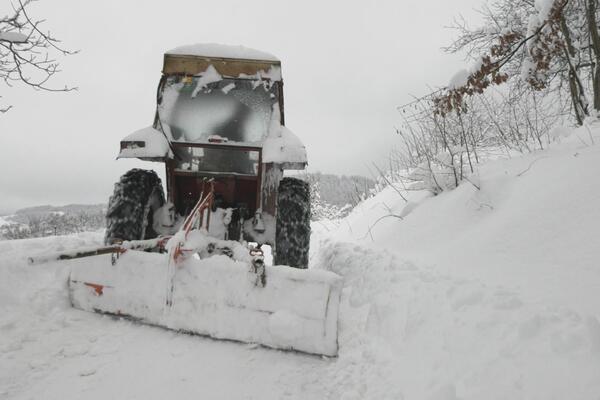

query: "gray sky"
(0, 0), (482, 213)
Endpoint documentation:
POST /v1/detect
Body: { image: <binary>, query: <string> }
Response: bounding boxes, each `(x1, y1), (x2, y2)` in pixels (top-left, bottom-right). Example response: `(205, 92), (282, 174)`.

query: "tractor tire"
(104, 169), (165, 244)
(274, 177), (311, 269)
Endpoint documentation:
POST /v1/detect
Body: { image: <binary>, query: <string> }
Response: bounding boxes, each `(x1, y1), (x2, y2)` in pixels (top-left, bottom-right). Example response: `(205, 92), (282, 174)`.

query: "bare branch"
(0, 0), (77, 110)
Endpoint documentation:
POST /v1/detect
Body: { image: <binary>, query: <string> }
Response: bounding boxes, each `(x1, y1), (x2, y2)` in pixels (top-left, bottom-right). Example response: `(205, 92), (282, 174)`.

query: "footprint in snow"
(60, 344), (90, 357)
(78, 368), (96, 377)
(451, 291), (484, 310)
(495, 297), (523, 310)
(28, 359), (50, 370)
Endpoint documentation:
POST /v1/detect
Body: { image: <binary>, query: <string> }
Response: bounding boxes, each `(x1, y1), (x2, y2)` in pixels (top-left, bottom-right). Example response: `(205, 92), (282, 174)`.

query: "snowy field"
(2, 126), (600, 399)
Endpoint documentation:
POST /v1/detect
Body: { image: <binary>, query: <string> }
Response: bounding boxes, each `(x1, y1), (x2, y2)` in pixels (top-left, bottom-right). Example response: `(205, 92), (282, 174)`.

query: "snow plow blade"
(67, 251), (342, 357)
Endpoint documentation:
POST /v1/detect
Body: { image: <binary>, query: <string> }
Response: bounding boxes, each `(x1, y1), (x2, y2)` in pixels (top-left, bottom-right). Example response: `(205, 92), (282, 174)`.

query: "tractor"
(108, 43), (310, 268)
(29, 44), (342, 356)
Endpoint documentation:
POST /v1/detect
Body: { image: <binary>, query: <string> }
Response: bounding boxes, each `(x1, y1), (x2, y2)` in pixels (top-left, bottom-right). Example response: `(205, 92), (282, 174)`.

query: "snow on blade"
(166, 43), (279, 61)
(68, 251), (342, 356)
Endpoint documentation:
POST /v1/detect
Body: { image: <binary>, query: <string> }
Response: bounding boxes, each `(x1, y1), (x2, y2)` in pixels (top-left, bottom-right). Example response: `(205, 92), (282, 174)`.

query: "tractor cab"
(115, 44), (308, 250)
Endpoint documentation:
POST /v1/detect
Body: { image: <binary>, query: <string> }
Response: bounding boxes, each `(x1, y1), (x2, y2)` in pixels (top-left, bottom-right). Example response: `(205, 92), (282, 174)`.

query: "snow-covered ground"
(0, 233), (327, 400)
(2, 125), (600, 399)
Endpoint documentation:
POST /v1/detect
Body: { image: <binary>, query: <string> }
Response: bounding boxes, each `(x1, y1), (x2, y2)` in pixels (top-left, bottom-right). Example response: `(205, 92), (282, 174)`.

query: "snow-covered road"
(3, 227), (599, 399)
(0, 233), (329, 400)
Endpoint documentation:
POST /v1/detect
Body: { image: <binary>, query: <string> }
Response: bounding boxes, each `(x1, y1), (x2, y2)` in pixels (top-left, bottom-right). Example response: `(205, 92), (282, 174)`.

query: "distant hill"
(1, 204), (106, 240)
(1, 173), (376, 238)
(14, 204), (106, 216)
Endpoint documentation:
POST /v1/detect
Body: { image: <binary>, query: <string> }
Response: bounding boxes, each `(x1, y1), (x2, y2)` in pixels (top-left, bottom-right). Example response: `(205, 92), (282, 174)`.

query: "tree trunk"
(560, 12), (589, 124)
(569, 72), (586, 125)
(587, 0), (600, 110)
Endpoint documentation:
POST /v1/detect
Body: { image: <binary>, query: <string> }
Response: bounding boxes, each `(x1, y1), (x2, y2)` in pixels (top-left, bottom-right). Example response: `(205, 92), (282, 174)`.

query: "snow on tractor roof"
(163, 44), (281, 81)
(166, 43), (279, 62)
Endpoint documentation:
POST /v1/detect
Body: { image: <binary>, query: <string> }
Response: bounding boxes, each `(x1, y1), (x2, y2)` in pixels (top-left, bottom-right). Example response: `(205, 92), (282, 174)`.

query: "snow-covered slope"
(310, 124), (600, 399)
(1, 125), (600, 399)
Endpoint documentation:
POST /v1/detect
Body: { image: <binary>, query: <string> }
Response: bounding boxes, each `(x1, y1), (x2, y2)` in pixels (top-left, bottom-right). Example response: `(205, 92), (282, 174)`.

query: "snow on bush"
(310, 181), (352, 221)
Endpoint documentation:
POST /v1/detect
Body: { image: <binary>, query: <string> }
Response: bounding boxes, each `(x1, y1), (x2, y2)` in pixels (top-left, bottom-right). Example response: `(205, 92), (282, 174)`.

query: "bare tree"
(385, 0), (584, 199)
(434, 0), (600, 125)
(0, 0), (76, 112)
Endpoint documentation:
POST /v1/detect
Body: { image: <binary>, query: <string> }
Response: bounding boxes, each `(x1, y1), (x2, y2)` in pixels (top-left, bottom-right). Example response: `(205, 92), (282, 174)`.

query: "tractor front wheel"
(104, 169), (165, 244)
(274, 177), (311, 268)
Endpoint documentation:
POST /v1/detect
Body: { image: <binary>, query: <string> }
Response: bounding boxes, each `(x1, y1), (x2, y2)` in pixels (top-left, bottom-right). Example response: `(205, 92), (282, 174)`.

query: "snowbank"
(308, 123), (600, 399)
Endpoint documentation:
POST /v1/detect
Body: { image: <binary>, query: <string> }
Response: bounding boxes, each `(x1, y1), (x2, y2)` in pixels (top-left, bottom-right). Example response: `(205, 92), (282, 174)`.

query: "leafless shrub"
(392, 85), (566, 195)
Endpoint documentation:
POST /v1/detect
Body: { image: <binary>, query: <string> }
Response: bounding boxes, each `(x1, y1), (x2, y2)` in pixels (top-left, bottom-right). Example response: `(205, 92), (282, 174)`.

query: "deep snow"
(2, 124), (600, 399)
(0, 233), (327, 400)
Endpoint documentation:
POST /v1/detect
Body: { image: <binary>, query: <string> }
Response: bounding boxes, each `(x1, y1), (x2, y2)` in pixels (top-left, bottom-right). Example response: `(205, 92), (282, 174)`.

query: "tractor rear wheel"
(104, 169), (165, 244)
(274, 177), (311, 268)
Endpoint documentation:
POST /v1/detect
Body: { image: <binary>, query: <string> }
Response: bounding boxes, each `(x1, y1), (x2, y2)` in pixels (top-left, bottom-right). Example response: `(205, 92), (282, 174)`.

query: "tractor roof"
(164, 43), (281, 78)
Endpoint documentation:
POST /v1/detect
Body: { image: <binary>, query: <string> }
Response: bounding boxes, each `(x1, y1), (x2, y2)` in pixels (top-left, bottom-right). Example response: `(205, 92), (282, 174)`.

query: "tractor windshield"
(158, 76), (279, 144)
(174, 145), (260, 175)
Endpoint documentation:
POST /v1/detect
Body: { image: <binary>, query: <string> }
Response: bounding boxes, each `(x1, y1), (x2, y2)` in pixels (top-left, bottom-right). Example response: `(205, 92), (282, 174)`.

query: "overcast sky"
(0, 0), (483, 213)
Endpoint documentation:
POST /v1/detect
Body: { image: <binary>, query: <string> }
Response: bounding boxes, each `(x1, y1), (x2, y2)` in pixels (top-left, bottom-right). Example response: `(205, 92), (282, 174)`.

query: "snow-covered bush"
(310, 181), (352, 221)
(300, 172), (375, 208)
(386, 0), (600, 197)
(294, 173), (374, 220)
(436, 0), (599, 126)
(393, 85), (566, 195)
(0, 224), (31, 240)
(406, 150), (465, 193)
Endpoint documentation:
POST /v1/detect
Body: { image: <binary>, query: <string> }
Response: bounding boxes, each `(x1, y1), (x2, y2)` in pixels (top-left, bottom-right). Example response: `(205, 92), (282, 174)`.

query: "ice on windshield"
(158, 76), (279, 144)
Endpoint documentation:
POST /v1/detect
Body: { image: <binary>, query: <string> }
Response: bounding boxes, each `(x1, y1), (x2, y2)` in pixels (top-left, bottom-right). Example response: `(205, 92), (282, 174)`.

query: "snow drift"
(308, 123), (600, 399)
